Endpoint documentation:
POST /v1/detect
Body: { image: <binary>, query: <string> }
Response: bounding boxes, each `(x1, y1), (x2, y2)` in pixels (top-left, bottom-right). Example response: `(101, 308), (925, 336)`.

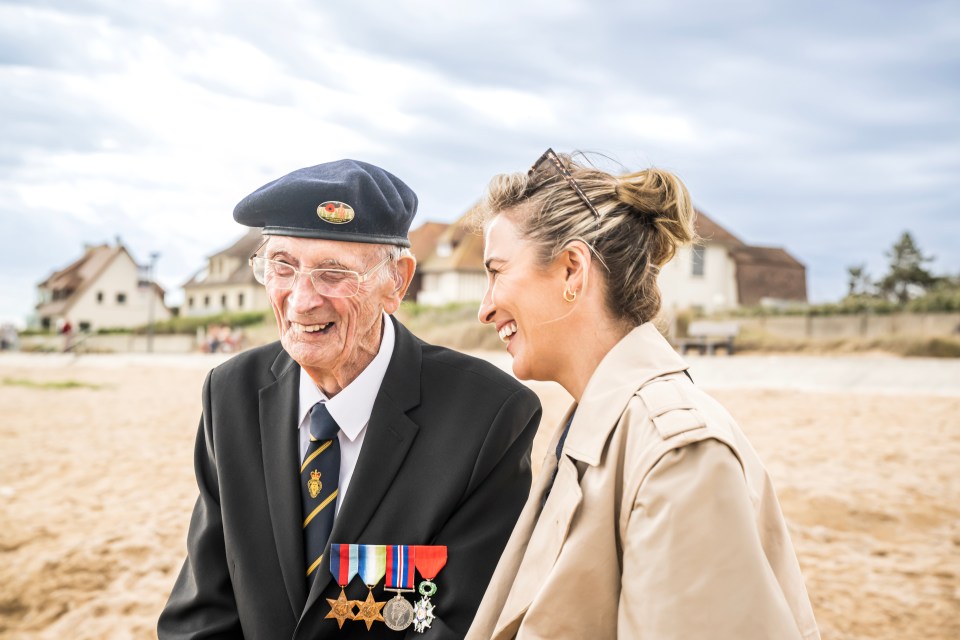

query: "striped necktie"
(301, 402), (341, 582)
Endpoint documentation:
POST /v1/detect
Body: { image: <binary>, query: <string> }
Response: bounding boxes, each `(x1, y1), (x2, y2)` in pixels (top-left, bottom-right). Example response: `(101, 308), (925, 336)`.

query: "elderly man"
(159, 160), (541, 639)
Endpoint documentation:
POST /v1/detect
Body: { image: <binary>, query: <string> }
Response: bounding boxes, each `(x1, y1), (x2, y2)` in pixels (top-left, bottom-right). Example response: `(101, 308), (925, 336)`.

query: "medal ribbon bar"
(412, 545), (447, 580)
(386, 545), (415, 590)
(329, 543), (360, 586)
(358, 544), (388, 587)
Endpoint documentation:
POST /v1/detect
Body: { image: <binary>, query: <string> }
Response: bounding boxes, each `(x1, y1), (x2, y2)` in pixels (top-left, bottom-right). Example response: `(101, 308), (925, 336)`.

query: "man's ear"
(383, 254), (417, 314)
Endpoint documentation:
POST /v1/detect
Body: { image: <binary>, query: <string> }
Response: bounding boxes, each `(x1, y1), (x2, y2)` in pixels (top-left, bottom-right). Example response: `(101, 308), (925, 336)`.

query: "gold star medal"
(326, 544), (359, 628)
(325, 588), (356, 629)
(353, 544), (389, 630)
(353, 590), (386, 631)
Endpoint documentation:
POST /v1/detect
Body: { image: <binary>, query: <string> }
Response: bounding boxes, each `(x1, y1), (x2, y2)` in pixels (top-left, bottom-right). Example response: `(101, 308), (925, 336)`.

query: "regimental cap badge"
(317, 201), (355, 224)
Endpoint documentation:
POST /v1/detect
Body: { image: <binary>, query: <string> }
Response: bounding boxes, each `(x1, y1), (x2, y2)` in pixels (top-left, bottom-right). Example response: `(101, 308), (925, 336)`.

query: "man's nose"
(287, 271), (324, 311)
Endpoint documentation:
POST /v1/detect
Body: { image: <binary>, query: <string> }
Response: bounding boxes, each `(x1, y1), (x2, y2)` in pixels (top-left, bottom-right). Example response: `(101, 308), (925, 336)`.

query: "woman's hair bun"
(615, 168), (697, 267)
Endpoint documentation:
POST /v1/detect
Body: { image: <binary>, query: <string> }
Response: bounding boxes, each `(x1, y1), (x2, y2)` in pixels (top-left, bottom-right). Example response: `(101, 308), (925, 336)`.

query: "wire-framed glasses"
(249, 255), (391, 298)
(528, 148), (602, 222)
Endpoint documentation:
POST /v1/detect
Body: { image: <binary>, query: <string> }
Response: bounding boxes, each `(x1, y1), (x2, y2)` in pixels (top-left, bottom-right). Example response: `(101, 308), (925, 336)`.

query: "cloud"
(0, 0), (957, 326)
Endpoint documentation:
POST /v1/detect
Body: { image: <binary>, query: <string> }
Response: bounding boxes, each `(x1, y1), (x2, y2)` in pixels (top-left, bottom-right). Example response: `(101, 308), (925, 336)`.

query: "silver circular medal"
(383, 594), (415, 631)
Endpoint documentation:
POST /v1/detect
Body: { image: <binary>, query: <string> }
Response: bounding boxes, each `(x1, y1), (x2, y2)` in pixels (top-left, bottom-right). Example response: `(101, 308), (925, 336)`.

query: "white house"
(182, 228), (270, 317)
(413, 209), (807, 314)
(35, 242), (170, 332)
(659, 211), (807, 315)
(415, 216), (486, 306)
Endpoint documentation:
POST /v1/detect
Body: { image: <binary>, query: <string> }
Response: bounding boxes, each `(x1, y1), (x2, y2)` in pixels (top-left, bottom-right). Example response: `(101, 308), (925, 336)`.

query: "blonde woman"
(467, 150), (820, 640)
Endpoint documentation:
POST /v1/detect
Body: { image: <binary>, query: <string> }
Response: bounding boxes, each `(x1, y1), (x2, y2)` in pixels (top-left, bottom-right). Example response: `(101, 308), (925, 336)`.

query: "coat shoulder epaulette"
(636, 376), (706, 440)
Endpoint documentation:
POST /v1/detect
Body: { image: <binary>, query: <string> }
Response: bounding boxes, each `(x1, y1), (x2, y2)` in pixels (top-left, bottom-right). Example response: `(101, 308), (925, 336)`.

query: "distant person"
(0, 324), (17, 351)
(159, 159), (541, 639)
(60, 319), (74, 352)
(204, 323), (222, 353)
(467, 150), (820, 639)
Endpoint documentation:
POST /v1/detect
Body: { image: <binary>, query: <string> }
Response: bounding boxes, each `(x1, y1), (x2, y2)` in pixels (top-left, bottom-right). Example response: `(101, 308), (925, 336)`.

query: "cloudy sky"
(1, 0), (957, 326)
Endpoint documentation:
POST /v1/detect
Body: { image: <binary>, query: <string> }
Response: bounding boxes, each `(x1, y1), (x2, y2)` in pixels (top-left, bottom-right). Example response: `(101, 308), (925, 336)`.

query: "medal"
(354, 544), (388, 630)
(382, 545), (416, 631)
(354, 591), (387, 631)
(412, 545), (447, 633)
(412, 595), (435, 633)
(325, 544), (358, 628)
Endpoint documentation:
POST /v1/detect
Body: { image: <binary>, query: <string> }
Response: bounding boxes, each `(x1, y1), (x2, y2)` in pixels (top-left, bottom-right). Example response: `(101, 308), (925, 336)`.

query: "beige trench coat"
(467, 324), (820, 640)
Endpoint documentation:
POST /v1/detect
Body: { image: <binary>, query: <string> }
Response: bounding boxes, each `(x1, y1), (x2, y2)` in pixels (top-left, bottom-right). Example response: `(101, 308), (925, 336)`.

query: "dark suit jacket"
(159, 318), (541, 639)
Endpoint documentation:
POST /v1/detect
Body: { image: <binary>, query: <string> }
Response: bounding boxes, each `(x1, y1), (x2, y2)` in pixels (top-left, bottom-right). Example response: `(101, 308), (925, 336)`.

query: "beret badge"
(317, 201), (355, 225)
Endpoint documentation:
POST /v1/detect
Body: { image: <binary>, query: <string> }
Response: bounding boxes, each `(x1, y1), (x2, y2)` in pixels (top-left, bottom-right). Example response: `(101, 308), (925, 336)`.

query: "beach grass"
(1, 377), (103, 390)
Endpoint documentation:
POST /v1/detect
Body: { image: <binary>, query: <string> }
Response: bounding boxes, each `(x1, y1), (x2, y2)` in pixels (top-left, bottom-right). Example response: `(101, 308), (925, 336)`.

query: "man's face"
(263, 236), (407, 391)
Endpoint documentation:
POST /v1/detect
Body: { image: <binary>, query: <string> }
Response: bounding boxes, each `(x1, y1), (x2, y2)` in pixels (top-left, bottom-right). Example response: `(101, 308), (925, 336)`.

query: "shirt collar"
(297, 313), (396, 442)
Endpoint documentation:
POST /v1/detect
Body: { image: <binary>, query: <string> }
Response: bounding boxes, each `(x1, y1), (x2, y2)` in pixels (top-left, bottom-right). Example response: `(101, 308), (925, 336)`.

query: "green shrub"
(137, 310), (272, 335)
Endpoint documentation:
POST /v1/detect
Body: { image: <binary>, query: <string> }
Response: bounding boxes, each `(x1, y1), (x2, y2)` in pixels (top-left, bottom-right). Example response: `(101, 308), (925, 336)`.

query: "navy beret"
(233, 159), (418, 247)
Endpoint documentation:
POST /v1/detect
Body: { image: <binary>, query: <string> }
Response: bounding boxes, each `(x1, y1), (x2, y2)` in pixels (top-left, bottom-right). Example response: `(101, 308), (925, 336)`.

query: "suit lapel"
(302, 318), (423, 614)
(260, 349), (308, 617)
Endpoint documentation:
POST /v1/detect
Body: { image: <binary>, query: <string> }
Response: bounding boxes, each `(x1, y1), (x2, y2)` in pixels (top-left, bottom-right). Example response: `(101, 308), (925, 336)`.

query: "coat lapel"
(302, 318), (422, 614)
(563, 324), (689, 467)
(466, 406), (574, 640)
(259, 349), (308, 618)
(488, 325), (690, 638)
(491, 438), (583, 638)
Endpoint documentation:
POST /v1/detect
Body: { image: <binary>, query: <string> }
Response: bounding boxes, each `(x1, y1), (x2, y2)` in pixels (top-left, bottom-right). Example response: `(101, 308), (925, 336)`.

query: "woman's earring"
(563, 288), (577, 303)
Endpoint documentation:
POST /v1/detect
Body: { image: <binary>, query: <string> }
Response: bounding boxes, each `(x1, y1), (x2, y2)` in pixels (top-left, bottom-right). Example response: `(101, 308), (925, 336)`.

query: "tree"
(845, 263), (873, 298)
(878, 231), (937, 304)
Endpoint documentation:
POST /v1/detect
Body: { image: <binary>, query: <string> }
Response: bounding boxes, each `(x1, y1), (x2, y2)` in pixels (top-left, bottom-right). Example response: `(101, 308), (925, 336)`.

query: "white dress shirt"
(297, 314), (395, 514)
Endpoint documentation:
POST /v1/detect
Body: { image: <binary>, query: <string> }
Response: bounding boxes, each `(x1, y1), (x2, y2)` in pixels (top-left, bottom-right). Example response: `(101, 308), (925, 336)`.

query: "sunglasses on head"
(528, 148), (602, 222)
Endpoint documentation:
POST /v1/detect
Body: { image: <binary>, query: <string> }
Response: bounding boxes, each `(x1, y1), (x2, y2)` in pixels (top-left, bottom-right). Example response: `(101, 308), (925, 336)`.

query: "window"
(221, 294), (227, 309)
(691, 246), (705, 277)
(116, 292), (127, 304)
(96, 291), (104, 304)
(79, 321), (91, 332)
(204, 295), (210, 308)
(188, 296), (194, 308)
(237, 293), (245, 308)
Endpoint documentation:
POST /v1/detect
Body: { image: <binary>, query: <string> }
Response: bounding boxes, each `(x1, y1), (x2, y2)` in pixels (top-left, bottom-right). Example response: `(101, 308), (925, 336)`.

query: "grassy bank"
(733, 327), (960, 358)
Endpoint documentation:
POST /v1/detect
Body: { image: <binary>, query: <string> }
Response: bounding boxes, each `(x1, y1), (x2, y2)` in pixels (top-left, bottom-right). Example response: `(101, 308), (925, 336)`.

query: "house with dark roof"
(407, 221), (450, 301)
(658, 210), (807, 313)
(412, 209), (807, 313)
(35, 241), (170, 332)
(415, 213), (486, 306)
(182, 228), (270, 316)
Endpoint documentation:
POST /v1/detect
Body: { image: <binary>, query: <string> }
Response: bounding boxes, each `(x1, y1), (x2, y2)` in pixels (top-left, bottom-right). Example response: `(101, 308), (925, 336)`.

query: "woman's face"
(478, 214), (571, 382)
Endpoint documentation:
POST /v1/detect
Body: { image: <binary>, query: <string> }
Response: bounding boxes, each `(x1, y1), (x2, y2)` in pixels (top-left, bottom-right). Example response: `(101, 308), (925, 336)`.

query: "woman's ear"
(557, 240), (592, 294)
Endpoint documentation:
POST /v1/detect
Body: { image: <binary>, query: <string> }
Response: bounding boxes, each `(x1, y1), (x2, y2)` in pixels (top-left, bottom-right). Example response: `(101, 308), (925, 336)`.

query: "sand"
(1, 352), (958, 639)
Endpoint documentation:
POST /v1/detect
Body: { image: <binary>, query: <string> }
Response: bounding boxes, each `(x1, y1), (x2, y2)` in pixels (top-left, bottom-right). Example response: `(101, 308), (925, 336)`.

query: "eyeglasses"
(249, 255), (391, 298)
(528, 148), (602, 222)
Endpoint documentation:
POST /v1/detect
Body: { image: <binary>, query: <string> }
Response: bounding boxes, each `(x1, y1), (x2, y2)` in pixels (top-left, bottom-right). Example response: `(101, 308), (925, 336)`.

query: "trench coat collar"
(562, 322), (688, 466)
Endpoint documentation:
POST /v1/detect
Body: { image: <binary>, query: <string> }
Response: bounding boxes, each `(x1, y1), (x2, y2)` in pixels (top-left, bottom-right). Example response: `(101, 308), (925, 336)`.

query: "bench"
(677, 320), (739, 356)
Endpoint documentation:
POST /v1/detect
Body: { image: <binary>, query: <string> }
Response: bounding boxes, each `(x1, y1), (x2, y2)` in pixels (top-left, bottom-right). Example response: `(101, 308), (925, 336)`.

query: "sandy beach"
(1, 351), (958, 639)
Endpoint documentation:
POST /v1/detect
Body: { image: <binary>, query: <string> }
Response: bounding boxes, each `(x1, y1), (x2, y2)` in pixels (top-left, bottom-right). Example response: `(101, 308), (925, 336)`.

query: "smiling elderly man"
(159, 160), (541, 640)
